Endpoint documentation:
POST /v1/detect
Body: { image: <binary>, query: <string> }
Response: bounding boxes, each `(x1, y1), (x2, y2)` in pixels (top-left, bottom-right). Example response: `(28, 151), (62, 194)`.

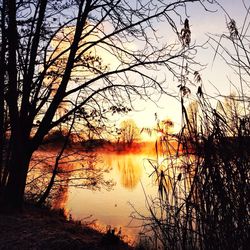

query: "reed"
(138, 95), (249, 249)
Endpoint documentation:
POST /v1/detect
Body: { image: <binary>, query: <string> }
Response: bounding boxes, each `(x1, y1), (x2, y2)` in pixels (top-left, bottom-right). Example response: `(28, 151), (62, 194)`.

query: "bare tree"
(0, 0), (213, 209)
(119, 119), (140, 146)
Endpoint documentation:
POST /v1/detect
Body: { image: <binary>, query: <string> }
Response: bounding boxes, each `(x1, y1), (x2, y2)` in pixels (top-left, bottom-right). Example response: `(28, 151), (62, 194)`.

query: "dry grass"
(0, 204), (134, 250)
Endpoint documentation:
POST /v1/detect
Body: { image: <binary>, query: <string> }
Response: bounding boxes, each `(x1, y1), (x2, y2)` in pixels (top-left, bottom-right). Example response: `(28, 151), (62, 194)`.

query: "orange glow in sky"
(48, 1), (248, 135)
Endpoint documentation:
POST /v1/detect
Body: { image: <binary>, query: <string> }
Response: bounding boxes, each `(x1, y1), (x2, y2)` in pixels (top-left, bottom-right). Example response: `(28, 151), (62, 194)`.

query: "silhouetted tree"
(119, 119), (140, 146)
(157, 118), (174, 136)
(0, 0), (212, 209)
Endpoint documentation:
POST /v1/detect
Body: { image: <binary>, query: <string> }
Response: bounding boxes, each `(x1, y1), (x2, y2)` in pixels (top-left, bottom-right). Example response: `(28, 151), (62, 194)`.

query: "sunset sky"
(113, 0), (248, 132)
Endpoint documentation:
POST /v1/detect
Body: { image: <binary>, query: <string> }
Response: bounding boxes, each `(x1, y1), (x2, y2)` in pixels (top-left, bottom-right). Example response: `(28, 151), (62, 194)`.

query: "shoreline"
(0, 204), (134, 250)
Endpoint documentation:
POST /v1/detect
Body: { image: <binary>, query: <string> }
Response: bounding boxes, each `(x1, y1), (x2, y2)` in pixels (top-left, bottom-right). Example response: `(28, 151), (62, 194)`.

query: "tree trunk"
(3, 144), (32, 209)
(37, 167), (57, 207)
(38, 113), (75, 206)
(0, 0), (7, 186)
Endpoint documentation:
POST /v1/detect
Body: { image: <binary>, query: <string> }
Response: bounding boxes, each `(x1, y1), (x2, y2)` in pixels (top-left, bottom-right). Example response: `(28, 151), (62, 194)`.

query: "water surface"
(64, 152), (158, 240)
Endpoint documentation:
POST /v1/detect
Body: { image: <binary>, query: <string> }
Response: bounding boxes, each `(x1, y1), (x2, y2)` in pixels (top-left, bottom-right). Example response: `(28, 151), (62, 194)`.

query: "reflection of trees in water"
(117, 155), (142, 190)
(26, 148), (114, 207)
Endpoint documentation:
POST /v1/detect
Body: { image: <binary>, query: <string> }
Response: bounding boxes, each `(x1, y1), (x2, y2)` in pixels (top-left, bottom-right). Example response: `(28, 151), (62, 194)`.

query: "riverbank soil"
(0, 206), (134, 250)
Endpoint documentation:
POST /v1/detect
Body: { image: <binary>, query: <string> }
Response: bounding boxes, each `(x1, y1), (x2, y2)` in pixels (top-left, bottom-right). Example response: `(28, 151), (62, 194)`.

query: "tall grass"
(136, 12), (250, 249)
(138, 95), (249, 249)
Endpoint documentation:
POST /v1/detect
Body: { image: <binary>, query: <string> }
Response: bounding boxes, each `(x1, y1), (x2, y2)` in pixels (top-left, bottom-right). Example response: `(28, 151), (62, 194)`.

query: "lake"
(29, 147), (161, 243)
(64, 153), (158, 242)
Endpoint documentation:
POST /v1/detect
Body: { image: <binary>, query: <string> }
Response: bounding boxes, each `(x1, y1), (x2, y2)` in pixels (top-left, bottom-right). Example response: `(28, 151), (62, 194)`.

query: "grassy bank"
(0, 205), (134, 250)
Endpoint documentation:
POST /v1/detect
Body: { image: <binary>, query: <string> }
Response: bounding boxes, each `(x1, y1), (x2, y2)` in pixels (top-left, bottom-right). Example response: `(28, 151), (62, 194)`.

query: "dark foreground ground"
(0, 206), (134, 250)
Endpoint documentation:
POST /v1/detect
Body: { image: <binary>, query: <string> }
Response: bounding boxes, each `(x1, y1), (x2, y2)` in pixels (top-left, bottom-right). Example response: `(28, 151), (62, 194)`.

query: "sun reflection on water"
(28, 143), (188, 244)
